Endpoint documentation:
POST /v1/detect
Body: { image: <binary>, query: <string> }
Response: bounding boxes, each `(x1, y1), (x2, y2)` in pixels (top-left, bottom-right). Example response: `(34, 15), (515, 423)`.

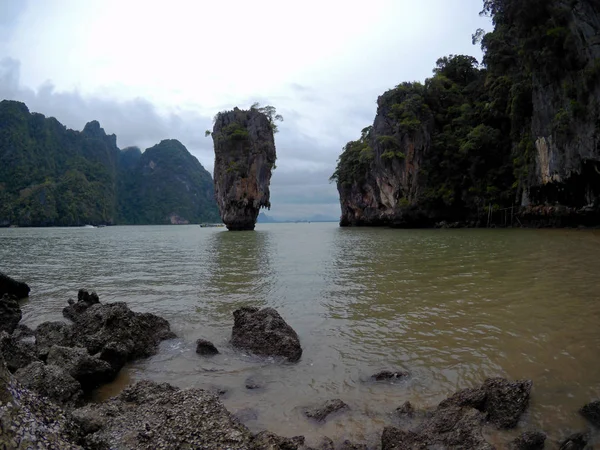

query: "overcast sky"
(0, 0), (491, 220)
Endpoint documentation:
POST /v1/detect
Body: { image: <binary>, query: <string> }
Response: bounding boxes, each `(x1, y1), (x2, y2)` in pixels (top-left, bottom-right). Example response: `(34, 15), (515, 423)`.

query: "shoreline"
(2, 285), (600, 448)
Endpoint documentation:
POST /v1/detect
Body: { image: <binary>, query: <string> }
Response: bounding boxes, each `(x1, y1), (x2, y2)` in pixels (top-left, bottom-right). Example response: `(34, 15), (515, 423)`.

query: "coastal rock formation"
(0, 272), (30, 298)
(333, 0), (600, 228)
(579, 400), (600, 427)
(510, 431), (546, 450)
(0, 331), (38, 372)
(15, 361), (84, 407)
(0, 294), (22, 334)
(0, 353), (82, 449)
(74, 380), (255, 450)
(47, 345), (114, 391)
(211, 107), (277, 230)
(231, 307), (302, 362)
(559, 432), (589, 450)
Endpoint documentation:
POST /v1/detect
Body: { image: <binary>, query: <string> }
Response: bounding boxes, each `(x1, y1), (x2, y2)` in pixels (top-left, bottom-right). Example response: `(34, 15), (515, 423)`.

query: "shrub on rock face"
(231, 307), (302, 362)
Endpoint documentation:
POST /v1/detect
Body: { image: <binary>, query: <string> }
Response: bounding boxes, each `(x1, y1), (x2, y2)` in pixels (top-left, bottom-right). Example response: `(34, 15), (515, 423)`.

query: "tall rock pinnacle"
(211, 107), (277, 230)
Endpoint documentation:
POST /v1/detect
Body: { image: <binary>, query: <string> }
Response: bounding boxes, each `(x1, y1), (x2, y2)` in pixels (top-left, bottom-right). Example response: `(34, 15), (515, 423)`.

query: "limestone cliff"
(334, 0), (600, 227)
(211, 107), (276, 231)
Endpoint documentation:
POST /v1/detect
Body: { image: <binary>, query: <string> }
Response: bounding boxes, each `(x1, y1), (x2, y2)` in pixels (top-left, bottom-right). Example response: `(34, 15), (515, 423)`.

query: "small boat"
(83, 224), (96, 228)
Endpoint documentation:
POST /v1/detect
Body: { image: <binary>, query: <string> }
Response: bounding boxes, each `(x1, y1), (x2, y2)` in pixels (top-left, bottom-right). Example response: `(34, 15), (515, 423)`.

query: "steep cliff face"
(335, 0), (600, 227)
(0, 101), (219, 226)
(211, 107), (276, 231)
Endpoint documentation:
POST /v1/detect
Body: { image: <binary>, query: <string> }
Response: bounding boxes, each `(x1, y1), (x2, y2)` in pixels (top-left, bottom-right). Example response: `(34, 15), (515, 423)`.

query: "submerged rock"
(305, 399), (349, 422)
(231, 306), (302, 362)
(15, 361), (83, 407)
(510, 431), (546, 450)
(339, 440), (368, 450)
(211, 107), (277, 231)
(559, 432), (589, 450)
(253, 431), (306, 449)
(0, 331), (38, 372)
(371, 370), (410, 381)
(482, 378), (532, 429)
(0, 272), (30, 298)
(579, 400), (600, 427)
(395, 401), (415, 418)
(196, 338), (219, 355)
(0, 353), (82, 449)
(0, 293), (22, 334)
(76, 380), (254, 450)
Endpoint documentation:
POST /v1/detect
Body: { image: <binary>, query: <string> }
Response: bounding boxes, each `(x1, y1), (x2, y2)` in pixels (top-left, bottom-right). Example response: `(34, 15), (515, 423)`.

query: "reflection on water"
(1, 225), (600, 447)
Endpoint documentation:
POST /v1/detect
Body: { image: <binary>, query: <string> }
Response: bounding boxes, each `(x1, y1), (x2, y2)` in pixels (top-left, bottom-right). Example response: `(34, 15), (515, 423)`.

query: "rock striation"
(211, 107), (277, 230)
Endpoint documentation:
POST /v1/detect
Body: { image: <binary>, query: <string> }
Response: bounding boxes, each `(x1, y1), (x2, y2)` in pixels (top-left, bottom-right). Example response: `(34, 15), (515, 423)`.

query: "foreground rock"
(0, 272), (30, 298)
(0, 330), (38, 372)
(74, 380), (254, 449)
(0, 353), (82, 449)
(196, 338), (219, 355)
(211, 106), (277, 231)
(15, 361), (84, 407)
(0, 293), (22, 334)
(305, 399), (349, 422)
(579, 400), (600, 427)
(383, 378), (532, 449)
(231, 306), (302, 362)
(59, 290), (176, 371)
(47, 345), (114, 390)
(559, 432), (589, 450)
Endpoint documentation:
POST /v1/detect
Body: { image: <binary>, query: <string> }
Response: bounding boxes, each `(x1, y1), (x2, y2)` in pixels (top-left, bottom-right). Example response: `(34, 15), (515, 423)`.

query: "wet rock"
(316, 437), (335, 450)
(482, 377), (532, 429)
(65, 300), (175, 371)
(77, 380), (254, 449)
(0, 293), (22, 334)
(371, 370), (410, 381)
(559, 432), (589, 450)
(510, 431), (546, 450)
(14, 361), (83, 407)
(0, 272), (30, 298)
(35, 321), (75, 359)
(12, 323), (34, 340)
(196, 338), (219, 355)
(438, 386), (487, 410)
(339, 440), (368, 450)
(231, 307), (302, 362)
(305, 399), (349, 422)
(396, 400), (415, 418)
(0, 352), (82, 449)
(245, 375), (263, 390)
(211, 107), (277, 231)
(253, 431), (305, 449)
(579, 400), (600, 427)
(0, 330), (38, 372)
(63, 289), (100, 321)
(47, 345), (115, 391)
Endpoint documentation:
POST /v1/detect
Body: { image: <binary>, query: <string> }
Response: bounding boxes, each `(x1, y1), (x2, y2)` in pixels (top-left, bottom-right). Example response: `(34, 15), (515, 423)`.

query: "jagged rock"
(0, 293), (22, 334)
(510, 431), (546, 450)
(76, 380), (254, 449)
(14, 361), (83, 407)
(305, 399), (349, 422)
(396, 401), (415, 418)
(579, 400), (600, 427)
(35, 321), (74, 359)
(211, 107), (277, 231)
(12, 323), (34, 340)
(47, 345), (115, 391)
(0, 331), (38, 372)
(559, 432), (589, 450)
(196, 338), (219, 355)
(438, 386), (487, 410)
(482, 378), (532, 429)
(252, 431), (305, 449)
(231, 307), (302, 362)
(0, 352), (82, 449)
(371, 370), (410, 381)
(64, 298), (175, 371)
(63, 289), (100, 321)
(0, 272), (30, 298)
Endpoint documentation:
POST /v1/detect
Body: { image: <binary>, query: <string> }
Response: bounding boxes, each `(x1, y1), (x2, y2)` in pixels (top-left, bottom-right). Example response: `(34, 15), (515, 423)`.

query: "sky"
(0, 0), (492, 220)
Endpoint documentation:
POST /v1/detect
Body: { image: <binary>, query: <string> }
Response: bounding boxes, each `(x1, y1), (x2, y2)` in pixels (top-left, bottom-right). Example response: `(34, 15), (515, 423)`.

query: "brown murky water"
(2, 224), (600, 448)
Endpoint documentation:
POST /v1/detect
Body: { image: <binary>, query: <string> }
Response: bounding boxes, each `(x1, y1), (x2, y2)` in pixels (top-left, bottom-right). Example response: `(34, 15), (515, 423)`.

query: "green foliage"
(250, 103), (284, 133)
(330, 127), (373, 185)
(222, 123), (250, 141)
(0, 100), (219, 226)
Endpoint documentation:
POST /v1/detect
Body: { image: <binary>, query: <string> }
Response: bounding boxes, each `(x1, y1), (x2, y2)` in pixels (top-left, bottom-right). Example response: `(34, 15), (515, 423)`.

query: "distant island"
(0, 101), (219, 227)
